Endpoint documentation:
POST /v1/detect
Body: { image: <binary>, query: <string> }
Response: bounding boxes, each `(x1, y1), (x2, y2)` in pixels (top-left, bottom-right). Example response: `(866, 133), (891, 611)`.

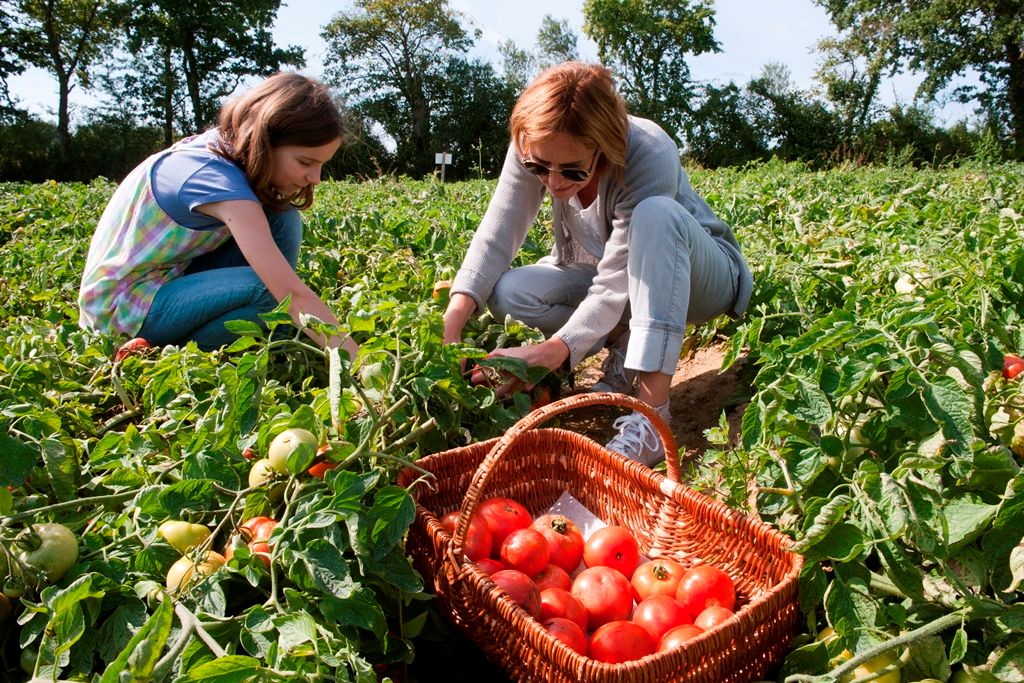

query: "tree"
(0, 2), (34, 116)
(498, 39), (535, 93)
(109, 0), (303, 146)
(582, 0), (720, 144)
(814, 0), (1024, 158)
(9, 0), (123, 168)
(321, 0), (478, 177)
(684, 82), (766, 168)
(535, 15), (578, 70)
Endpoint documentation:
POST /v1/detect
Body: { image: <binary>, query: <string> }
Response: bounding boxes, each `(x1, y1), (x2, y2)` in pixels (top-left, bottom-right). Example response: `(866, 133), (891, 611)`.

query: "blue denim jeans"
(489, 196), (739, 374)
(138, 208), (302, 350)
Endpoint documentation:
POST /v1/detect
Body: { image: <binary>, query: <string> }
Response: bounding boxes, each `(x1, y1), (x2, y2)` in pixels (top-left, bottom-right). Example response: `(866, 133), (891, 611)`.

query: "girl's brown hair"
(215, 72), (343, 211)
(510, 62), (629, 179)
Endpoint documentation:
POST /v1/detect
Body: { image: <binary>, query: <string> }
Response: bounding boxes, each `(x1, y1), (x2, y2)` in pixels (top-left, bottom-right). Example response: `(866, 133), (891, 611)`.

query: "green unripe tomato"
(157, 520), (211, 555)
(248, 458), (285, 501)
(166, 551), (225, 591)
(16, 523), (78, 583)
(267, 428), (317, 473)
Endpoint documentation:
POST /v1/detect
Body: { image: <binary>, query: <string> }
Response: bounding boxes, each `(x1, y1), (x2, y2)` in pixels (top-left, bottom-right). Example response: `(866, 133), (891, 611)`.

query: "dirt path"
(561, 340), (751, 460)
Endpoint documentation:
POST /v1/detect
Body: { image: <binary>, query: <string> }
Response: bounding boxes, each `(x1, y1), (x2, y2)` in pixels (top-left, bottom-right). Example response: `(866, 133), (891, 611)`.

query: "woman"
(78, 72), (357, 358)
(443, 62), (751, 466)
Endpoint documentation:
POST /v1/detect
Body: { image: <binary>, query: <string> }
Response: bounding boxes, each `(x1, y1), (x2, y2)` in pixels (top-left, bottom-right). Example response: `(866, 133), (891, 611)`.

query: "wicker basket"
(397, 392), (803, 682)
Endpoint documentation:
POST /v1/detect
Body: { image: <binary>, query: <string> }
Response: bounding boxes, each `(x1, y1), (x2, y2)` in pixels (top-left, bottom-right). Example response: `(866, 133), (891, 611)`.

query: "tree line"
(0, 0), (1020, 183)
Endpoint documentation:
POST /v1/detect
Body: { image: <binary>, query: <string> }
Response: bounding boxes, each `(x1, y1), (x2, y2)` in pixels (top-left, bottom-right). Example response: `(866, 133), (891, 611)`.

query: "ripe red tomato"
(114, 337), (151, 361)
(440, 511), (493, 562)
(500, 527), (550, 576)
(1004, 354), (1024, 379)
(543, 617), (588, 655)
(474, 558), (504, 575)
(657, 623), (705, 652)
(490, 569), (541, 619)
(531, 514), (584, 573)
(631, 558), (687, 602)
(571, 565), (634, 630)
(477, 497), (532, 551)
(539, 588), (588, 631)
(675, 564), (736, 620)
(307, 460), (338, 479)
(693, 605), (734, 631)
(632, 594), (692, 642)
(240, 517), (277, 543)
(588, 620), (656, 664)
(583, 525), (640, 578)
(532, 564), (572, 592)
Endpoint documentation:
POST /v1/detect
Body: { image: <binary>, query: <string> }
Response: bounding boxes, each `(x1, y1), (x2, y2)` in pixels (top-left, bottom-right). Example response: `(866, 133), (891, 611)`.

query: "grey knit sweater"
(452, 116), (752, 368)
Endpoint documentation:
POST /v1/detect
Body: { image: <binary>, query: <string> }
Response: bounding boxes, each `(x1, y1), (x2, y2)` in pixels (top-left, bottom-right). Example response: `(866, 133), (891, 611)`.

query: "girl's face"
(519, 132), (601, 201)
(269, 138), (341, 197)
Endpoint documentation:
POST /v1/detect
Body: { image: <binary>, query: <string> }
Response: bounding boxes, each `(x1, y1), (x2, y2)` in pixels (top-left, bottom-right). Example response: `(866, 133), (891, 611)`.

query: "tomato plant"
(571, 565), (634, 630)
(583, 525), (640, 578)
(588, 620), (656, 664)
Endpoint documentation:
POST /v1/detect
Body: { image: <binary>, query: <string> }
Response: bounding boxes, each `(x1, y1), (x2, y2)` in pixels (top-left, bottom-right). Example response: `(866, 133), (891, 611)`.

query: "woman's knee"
(630, 196), (702, 249)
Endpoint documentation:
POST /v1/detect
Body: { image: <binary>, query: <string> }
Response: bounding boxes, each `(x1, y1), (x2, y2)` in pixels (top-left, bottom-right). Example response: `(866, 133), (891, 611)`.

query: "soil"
(561, 339), (751, 460)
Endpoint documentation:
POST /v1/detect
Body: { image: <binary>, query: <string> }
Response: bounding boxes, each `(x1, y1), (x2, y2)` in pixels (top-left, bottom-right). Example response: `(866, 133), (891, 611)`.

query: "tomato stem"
(1, 490), (138, 525)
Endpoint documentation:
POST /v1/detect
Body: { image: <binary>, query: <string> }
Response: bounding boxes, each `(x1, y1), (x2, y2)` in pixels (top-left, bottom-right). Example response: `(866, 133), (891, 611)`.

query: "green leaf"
(0, 432), (37, 487)
(804, 522), (865, 562)
(41, 437), (77, 502)
(944, 496), (997, 552)
(949, 626), (968, 665)
(921, 376), (974, 459)
(791, 374), (832, 424)
(223, 319), (264, 337)
(98, 596), (174, 683)
(993, 640), (1024, 681)
(296, 540), (358, 599)
(368, 485), (415, 552)
(824, 575), (877, 640)
(174, 655), (263, 682)
(740, 398), (763, 449)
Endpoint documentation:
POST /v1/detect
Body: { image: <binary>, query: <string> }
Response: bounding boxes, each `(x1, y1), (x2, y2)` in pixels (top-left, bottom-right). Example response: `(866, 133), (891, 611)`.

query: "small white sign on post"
(435, 151), (453, 182)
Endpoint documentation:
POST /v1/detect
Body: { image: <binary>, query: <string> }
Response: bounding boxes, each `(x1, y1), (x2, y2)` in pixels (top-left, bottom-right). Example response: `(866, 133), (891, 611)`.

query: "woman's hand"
(479, 337), (569, 398)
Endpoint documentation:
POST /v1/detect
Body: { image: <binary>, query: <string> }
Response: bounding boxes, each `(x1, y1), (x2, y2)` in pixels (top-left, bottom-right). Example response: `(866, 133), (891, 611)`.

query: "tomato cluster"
(1004, 354), (1024, 380)
(443, 496), (739, 664)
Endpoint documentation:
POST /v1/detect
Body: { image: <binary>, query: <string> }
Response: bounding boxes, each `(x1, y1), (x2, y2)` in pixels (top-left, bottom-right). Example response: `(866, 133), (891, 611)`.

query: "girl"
(443, 62), (752, 466)
(79, 72), (357, 358)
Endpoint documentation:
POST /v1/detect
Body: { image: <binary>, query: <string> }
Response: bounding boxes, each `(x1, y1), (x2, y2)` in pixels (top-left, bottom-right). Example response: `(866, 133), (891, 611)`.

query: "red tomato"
(588, 620), (656, 664)
(500, 527), (550, 576)
(543, 617), (588, 655)
(114, 337), (151, 362)
(631, 558), (687, 602)
(675, 564), (736, 620)
(307, 460), (338, 479)
(477, 497), (532, 551)
(440, 511), (493, 562)
(490, 569), (541, 619)
(474, 558), (505, 575)
(532, 564), (572, 592)
(240, 517), (277, 543)
(571, 565), (634, 630)
(539, 588), (588, 631)
(531, 514), (584, 573)
(1005, 354), (1024, 379)
(583, 525), (640, 578)
(241, 447), (257, 461)
(658, 623), (705, 652)
(693, 605), (734, 631)
(632, 594), (691, 642)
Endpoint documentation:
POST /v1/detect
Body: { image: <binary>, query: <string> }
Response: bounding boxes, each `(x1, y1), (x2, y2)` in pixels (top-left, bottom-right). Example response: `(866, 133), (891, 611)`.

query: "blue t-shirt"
(151, 129), (259, 230)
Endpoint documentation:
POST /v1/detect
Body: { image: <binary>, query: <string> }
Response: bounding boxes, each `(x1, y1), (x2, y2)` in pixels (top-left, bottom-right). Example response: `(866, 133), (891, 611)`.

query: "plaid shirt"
(78, 147), (232, 336)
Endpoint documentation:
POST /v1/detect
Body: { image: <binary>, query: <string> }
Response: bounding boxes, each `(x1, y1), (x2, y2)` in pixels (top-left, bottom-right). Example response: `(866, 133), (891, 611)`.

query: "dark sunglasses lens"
(522, 161), (550, 176)
(561, 169), (589, 182)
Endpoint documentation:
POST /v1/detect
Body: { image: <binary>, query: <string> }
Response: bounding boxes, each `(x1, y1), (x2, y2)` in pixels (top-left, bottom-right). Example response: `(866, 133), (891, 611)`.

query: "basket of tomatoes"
(397, 392), (803, 682)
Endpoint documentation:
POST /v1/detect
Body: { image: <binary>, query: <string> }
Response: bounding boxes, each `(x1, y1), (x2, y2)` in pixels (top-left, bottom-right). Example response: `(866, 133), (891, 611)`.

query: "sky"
(8, 0), (975, 126)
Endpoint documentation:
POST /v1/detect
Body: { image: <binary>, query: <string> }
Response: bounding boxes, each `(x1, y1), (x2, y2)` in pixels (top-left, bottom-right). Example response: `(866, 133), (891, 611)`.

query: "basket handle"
(451, 391), (680, 561)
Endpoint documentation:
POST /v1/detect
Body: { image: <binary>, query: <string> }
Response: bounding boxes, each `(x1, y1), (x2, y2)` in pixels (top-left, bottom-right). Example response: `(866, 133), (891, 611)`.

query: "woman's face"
(520, 132), (600, 201)
(269, 138), (341, 197)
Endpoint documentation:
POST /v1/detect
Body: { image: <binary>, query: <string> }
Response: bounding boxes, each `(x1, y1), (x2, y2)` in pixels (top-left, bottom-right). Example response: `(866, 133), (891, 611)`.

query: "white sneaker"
(605, 406), (670, 467)
(590, 332), (637, 395)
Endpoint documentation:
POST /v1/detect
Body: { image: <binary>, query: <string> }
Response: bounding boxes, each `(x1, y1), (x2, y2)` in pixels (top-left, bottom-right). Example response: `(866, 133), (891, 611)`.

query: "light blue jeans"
(489, 196), (739, 374)
(138, 208), (302, 351)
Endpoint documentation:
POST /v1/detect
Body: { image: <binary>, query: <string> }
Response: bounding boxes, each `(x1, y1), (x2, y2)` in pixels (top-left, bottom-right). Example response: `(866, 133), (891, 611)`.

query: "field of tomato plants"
(0, 158), (1022, 682)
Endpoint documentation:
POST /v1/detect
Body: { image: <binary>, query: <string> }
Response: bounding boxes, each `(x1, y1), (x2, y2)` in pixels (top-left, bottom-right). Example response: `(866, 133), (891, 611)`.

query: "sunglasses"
(519, 148), (599, 183)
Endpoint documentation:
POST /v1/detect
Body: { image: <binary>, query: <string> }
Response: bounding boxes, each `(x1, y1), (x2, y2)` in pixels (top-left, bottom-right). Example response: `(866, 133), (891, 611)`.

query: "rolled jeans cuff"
(624, 320), (687, 376)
